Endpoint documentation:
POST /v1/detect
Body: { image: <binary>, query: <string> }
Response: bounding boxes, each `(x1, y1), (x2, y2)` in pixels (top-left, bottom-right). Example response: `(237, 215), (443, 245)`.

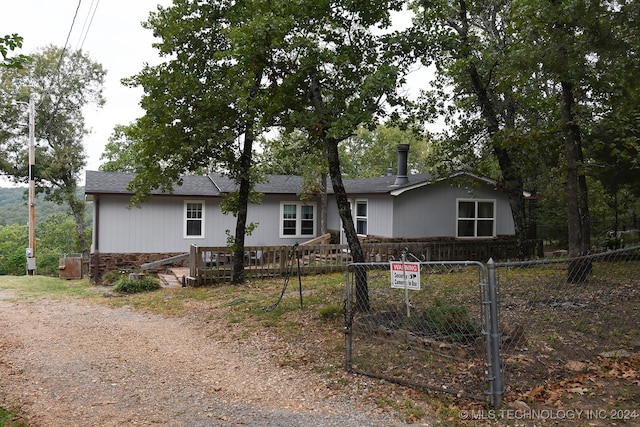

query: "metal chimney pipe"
(394, 144), (409, 185)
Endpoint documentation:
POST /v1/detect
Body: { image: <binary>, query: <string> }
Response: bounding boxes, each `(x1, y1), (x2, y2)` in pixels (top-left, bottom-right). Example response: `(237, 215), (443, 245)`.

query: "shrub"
(113, 276), (161, 293)
(0, 249), (26, 276)
(37, 254), (62, 277)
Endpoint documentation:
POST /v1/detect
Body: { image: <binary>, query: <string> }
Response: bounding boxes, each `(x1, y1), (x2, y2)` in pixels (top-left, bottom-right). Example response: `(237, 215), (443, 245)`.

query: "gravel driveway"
(0, 293), (409, 426)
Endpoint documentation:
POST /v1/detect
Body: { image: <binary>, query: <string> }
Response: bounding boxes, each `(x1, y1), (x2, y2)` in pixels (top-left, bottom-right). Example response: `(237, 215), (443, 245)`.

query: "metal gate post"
(344, 265), (353, 371)
(486, 258), (504, 408)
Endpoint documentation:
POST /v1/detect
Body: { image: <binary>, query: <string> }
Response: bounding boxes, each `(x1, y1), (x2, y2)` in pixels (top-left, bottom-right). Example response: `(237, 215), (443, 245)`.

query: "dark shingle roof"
(85, 170), (435, 198)
(85, 171), (220, 197)
(208, 173), (305, 194)
(342, 173), (433, 194)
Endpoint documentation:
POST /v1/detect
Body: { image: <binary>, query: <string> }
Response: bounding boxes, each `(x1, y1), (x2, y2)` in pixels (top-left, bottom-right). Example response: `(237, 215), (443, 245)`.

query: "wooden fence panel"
(188, 239), (540, 285)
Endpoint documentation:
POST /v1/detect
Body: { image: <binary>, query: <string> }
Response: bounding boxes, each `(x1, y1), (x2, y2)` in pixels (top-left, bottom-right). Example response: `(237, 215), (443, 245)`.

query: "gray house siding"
(93, 193), (323, 253)
(328, 195), (393, 242)
(244, 194), (321, 245)
(363, 195), (394, 236)
(392, 181), (514, 238)
(95, 195), (225, 252)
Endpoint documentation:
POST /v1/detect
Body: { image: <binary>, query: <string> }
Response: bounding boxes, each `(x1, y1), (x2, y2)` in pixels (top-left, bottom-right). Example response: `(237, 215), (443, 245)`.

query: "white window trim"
(355, 199), (368, 237)
(456, 198), (496, 239)
(184, 200), (205, 239)
(279, 202), (317, 238)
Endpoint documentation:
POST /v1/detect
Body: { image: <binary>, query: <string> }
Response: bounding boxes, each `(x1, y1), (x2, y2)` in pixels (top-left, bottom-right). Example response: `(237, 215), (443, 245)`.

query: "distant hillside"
(0, 187), (91, 227)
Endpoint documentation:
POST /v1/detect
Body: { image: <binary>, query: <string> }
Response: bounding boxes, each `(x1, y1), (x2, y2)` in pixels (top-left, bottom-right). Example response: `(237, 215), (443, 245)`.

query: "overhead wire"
(77, 0), (101, 51)
(38, 0), (83, 122)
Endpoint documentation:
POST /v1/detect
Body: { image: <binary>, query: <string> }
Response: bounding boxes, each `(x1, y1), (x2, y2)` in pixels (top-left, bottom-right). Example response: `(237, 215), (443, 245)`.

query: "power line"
(59, 0), (83, 69)
(41, 0), (83, 131)
(77, 0), (101, 51)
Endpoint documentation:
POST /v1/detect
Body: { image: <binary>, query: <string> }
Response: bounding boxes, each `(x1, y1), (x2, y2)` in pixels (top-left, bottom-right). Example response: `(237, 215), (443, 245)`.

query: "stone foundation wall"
(90, 252), (189, 282)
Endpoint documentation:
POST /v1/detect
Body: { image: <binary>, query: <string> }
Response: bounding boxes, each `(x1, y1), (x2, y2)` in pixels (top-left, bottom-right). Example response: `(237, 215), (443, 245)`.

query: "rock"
(508, 400), (530, 412)
(599, 349), (632, 358)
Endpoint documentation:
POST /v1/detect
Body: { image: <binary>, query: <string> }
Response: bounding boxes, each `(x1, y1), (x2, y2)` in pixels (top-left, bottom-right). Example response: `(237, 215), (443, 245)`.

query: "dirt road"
(0, 293), (407, 426)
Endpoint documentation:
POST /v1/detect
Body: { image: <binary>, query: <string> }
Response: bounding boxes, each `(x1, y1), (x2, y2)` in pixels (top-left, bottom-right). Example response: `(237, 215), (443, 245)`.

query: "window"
(280, 202), (316, 238)
(185, 201), (204, 238)
(355, 200), (368, 235)
(457, 199), (495, 238)
(282, 204), (297, 236)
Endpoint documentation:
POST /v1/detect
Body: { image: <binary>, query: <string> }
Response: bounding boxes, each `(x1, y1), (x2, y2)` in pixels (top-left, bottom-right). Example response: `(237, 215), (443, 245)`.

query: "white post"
(26, 95), (36, 275)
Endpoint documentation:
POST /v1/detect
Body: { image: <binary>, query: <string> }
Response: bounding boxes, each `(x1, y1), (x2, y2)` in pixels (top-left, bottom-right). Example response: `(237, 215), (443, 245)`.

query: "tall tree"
(410, 0), (536, 260)
(126, 0), (304, 283)
(509, 0), (635, 278)
(127, 0), (409, 296)
(273, 0), (408, 311)
(0, 45), (105, 257)
(99, 124), (145, 173)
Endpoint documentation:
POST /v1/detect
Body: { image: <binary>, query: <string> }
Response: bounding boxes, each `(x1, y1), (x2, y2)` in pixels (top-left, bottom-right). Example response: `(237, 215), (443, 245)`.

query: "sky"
(1, 1), (430, 188)
(1, 0), (171, 186)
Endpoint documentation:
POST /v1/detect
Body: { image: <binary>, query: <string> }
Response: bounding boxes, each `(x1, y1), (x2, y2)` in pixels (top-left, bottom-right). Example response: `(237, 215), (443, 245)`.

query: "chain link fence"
(344, 246), (640, 408)
(495, 246), (640, 406)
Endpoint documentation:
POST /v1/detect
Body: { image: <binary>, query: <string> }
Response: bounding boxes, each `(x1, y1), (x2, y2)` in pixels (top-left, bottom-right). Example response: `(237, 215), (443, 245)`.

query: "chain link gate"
(344, 253), (502, 405)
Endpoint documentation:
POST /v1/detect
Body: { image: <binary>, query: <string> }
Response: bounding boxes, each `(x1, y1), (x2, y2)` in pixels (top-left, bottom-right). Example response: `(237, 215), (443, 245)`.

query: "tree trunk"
(467, 60), (529, 259)
(453, 0), (529, 260)
(320, 172), (328, 235)
(560, 80), (583, 258)
(494, 147), (529, 260)
(561, 80), (592, 283)
(69, 196), (88, 258)
(232, 131), (254, 284)
(325, 137), (369, 312)
(60, 178), (89, 258)
(577, 141), (591, 254)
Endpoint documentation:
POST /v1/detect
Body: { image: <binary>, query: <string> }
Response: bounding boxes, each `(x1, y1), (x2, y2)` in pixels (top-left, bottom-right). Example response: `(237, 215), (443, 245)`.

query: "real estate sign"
(390, 261), (421, 290)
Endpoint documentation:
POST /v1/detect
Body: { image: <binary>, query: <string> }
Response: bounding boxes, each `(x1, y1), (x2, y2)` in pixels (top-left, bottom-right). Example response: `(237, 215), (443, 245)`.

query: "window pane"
(283, 219), (296, 235)
(458, 220), (475, 237)
(357, 219), (367, 235)
(301, 205), (314, 219)
(356, 201), (367, 217)
(187, 203), (202, 219)
(301, 220), (314, 235)
(300, 205), (314, 235)
(478, 202), (494, 218)
(186, 203), (203, 236)
(186, 219), (202, 236)
(458, 201), (475, 218)
(283, 204), (296, 219)
(477, 220), (494, 237)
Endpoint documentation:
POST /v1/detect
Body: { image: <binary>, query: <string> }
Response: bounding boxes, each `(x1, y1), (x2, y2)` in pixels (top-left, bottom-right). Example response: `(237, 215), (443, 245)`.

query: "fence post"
(189, 245), (197, 279)
(486, 258), (504, 408)
(344, 265), (353, 371)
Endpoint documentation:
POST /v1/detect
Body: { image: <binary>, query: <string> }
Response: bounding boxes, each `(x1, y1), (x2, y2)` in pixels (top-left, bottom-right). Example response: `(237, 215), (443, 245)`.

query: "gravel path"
(0, 294), (409, 426)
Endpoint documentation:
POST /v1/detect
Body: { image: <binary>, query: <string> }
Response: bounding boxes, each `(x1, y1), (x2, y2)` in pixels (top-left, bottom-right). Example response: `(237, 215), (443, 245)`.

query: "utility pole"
(26, 95), (36, 275)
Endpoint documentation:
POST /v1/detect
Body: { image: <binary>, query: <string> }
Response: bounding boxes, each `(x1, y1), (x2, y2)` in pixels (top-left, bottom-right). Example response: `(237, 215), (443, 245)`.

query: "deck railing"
(188, 238), (541, 285)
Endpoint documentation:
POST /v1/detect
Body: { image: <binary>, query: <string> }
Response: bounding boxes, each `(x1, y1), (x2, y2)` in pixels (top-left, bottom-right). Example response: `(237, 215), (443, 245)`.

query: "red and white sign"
(390, 261), (421, 290)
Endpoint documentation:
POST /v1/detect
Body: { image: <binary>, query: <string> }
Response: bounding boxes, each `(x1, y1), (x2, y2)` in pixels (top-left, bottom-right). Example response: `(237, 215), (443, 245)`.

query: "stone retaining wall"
(90, 252), (188, 282)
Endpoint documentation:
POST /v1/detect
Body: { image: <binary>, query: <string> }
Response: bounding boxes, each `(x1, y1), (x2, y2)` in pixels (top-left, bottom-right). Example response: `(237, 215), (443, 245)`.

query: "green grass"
(0, 275), (99, 300)
(0, 406), (27, 427)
